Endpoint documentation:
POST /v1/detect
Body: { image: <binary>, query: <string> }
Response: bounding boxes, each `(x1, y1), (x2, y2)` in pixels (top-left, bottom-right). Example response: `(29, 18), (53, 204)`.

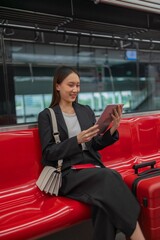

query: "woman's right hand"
(77, 124), (99, 144)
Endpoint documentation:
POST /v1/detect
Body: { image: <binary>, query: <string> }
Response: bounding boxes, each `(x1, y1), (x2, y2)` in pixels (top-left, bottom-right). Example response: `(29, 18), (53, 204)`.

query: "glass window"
(1, 39), (160, 125)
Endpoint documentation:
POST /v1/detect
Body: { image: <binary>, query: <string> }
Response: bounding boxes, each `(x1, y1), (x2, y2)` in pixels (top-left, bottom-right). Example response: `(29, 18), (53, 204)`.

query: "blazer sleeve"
(91, 129), (119, 151)
(38, 109), (82, 164)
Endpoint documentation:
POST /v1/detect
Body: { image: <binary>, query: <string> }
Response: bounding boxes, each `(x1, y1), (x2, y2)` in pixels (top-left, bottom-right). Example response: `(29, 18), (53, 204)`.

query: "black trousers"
(59, 168), (140, 240)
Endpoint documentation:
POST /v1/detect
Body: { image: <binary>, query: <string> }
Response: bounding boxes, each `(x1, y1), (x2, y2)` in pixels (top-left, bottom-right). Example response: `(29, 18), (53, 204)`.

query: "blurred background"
(1, 0), (160, 126)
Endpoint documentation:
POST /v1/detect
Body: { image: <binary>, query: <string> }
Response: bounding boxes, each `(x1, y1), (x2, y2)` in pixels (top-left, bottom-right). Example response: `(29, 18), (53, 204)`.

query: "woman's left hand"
(110, 105), (123, 135)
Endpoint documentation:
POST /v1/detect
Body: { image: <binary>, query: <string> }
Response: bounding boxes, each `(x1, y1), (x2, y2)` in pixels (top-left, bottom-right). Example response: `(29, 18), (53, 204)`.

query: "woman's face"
(56, 72), (80, 104)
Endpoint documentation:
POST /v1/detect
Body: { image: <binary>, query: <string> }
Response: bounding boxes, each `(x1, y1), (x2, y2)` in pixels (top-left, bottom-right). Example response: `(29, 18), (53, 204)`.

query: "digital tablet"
(96, 104), (123, 134)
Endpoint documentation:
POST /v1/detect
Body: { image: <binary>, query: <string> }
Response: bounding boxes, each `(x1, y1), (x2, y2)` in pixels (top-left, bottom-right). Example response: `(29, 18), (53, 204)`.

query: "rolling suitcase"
(124, 160), (160, 240)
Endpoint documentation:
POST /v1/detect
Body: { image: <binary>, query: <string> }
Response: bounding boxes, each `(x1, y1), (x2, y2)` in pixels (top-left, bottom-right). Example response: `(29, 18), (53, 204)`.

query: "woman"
(38, 66), (145, 240)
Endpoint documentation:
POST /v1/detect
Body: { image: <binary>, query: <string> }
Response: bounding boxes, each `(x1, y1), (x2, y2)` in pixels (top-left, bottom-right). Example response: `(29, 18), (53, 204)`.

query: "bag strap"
(48, 108), (63, 169)
(48, 108), (60, 144)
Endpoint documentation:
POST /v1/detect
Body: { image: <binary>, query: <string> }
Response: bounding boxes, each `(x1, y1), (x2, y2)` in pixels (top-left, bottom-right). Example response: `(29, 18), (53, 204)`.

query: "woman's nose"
(73, 86), (79, 92)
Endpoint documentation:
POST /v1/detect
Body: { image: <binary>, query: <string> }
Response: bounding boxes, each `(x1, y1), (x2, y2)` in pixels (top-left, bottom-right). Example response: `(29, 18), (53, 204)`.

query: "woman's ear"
(56, 83), (60, 91)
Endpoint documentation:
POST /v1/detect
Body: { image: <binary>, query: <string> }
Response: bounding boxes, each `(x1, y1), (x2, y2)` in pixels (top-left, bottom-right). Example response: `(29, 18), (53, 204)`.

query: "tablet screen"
(96, 104), (123, 134)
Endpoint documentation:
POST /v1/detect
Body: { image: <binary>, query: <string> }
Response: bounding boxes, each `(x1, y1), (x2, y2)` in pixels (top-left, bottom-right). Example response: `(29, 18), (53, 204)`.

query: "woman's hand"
(77, 124), (99, 144)
(110, 105), (123, 135)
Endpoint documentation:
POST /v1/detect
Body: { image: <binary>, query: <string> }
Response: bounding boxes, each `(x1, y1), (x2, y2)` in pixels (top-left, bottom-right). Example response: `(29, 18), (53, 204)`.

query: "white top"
(62, 112), (87, 151)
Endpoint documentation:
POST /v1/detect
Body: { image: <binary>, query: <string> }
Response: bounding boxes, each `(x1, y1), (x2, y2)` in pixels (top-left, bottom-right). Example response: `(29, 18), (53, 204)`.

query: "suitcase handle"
(138, 167), (160, 176)
(133, 160), (156, 174)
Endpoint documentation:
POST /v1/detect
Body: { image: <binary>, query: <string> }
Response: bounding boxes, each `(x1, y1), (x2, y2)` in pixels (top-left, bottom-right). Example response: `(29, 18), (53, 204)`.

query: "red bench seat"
(1, 112), (160, 239)
(100, 113), (160, 177)
(0, 129), (90, 240)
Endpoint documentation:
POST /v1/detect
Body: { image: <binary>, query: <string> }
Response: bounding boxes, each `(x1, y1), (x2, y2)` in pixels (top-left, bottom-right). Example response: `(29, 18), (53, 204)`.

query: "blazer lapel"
(74, 104), (90, 131)
(73, 103), (93, 149)
(53, 105), (68, 136)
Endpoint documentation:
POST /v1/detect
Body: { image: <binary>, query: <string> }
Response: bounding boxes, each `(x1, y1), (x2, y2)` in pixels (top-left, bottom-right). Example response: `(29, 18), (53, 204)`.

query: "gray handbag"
(36, 108), (63, 196)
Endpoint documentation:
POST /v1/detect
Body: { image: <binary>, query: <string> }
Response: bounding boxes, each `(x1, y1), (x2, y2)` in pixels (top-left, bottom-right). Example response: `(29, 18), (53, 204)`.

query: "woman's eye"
(68, 83), (80, 88)
(68, 84), (74, 87)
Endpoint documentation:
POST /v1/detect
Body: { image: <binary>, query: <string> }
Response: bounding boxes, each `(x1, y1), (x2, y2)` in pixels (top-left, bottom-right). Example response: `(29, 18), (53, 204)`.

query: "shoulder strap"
(48, 108), (63, 168)
(48, 107), (60, 144)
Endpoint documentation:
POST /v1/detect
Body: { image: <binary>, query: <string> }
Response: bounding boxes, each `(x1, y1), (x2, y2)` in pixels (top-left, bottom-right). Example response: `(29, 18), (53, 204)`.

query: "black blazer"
(38, 102), (119, 171)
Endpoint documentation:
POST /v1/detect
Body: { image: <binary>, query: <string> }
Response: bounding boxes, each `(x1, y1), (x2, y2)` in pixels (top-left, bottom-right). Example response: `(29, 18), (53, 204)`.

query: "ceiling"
(1, 0), (160, 51)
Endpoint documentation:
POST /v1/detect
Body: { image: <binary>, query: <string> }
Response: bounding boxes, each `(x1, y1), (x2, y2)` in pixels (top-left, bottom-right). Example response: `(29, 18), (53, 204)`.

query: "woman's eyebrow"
(68, 81), (80, 84)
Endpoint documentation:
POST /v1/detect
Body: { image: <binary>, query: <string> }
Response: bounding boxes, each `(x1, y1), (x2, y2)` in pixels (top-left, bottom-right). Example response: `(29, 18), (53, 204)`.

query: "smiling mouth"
(70, 94), (77, 98)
